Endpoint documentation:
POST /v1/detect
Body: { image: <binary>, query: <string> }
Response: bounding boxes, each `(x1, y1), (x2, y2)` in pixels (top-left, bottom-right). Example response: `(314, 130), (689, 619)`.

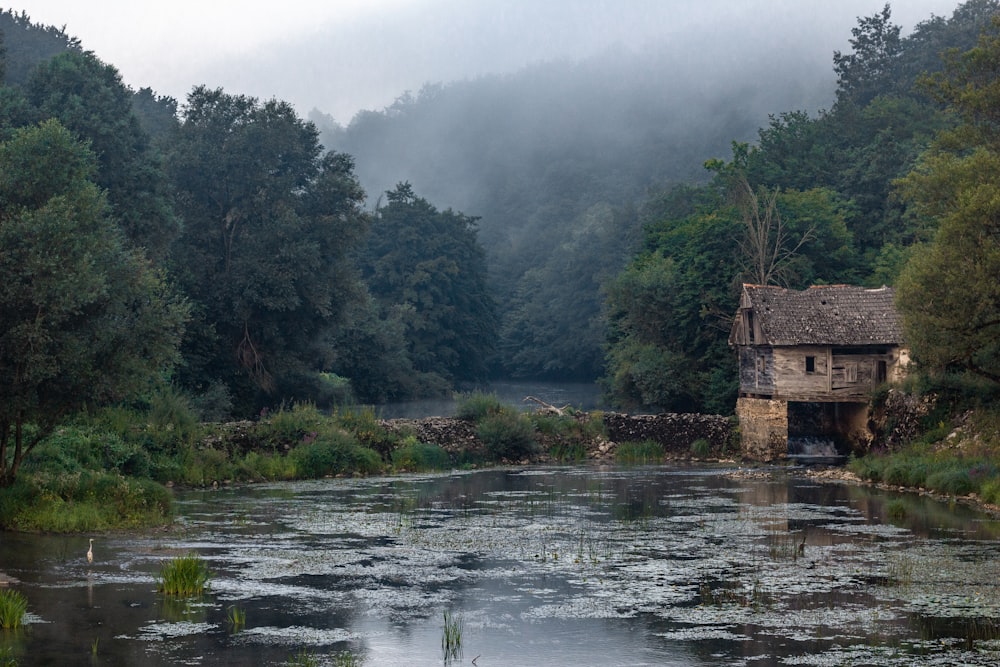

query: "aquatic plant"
(226, 605), (246, 631)
(886, 498), (907, 520)
(333, 651), (362, 667)
(615, 440), (663, 464)
(156, 554), (211, 597)
(287, 650), (319, 667)
(442, 610), (463, 662)
(0, 590), (27, 629)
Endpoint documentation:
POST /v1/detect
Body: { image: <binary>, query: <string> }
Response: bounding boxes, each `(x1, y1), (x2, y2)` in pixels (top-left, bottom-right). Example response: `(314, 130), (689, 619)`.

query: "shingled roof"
(733, 284), (904, 346)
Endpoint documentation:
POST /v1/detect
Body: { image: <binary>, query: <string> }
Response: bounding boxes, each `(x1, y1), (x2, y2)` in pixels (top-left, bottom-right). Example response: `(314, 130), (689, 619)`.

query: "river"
(1, 465), (999, 665)
(371, 380), (604, 419)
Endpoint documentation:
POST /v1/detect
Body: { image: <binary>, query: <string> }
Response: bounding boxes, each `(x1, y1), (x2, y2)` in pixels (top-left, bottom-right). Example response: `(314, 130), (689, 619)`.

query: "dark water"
(1, 466), (999, 665)
(371, 380), (604, 419)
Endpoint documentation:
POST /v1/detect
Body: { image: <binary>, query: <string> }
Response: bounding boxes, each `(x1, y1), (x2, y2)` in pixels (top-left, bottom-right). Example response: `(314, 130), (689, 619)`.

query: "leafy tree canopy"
(0, 119), (187, 483)
(361, 182), (497, 386)
(896, 16), (1000, 383)
(166, 87), (369, 414)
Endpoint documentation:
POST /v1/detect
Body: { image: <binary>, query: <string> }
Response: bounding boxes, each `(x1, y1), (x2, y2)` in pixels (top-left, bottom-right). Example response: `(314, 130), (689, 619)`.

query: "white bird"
(87, 538), (94, 564)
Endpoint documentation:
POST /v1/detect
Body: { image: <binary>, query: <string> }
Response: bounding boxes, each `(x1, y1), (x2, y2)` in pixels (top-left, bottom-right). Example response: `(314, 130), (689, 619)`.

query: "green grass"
(0, 590), (27, 629)
(157, 554), (211, 597)
(849, 447), (1000, 501)
(690, 438), (711, 458)
(616, 440), (664, 465)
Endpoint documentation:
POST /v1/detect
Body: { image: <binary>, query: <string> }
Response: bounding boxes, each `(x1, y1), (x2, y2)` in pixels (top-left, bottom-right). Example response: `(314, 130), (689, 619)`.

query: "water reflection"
(1, 466), (999, 665)
(372, 380), (604, 418)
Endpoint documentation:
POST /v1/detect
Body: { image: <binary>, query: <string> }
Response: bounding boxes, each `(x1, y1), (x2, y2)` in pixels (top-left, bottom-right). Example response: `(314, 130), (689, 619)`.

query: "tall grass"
(157, 554), (211, 597)
(0, 590), (27, 629)
(616, 440), (664, 464)
(442, 611), (463, 662)
(849, 449), (1000, 501)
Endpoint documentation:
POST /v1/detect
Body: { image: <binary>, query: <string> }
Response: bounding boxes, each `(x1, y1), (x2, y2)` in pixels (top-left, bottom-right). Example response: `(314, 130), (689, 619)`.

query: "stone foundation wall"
(736, 397), (788, 461)
(601, 412), (733, 457)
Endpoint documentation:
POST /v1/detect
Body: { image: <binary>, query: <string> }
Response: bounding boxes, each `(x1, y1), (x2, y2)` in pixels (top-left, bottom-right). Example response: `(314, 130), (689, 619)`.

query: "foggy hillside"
(312, 43), (839, 379)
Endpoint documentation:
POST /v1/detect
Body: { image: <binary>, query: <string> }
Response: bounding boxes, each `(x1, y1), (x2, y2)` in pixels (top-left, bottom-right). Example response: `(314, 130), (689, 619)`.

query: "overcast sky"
(6, 0), (965, 124)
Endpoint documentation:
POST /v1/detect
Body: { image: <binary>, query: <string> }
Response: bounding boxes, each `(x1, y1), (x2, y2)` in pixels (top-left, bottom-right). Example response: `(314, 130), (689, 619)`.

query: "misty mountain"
(313, 44), (837, 379)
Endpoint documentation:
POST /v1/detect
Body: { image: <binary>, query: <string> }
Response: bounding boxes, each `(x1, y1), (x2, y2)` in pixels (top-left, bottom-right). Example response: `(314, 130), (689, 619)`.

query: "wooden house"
(728, 284), (908, 460)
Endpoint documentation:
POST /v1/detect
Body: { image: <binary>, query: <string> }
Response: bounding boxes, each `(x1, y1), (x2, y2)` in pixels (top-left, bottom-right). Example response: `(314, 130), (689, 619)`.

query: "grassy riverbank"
(0, 391), (608, 532)
(850, 374), (1000, 508)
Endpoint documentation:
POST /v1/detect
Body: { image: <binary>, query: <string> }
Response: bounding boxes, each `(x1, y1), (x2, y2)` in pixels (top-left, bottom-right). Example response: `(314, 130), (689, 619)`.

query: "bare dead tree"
(735, 177), (816, 286)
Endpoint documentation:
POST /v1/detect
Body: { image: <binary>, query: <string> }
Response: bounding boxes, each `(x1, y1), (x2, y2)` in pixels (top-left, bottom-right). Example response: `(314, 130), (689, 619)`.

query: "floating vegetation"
(0, 590), (27, 629)
(8, 466), (1000, 665)
(156, 554), (211, 597)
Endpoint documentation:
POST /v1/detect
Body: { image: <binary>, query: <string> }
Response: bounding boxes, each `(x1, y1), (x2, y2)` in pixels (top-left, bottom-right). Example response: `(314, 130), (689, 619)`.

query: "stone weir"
(381, 412), (735, 462)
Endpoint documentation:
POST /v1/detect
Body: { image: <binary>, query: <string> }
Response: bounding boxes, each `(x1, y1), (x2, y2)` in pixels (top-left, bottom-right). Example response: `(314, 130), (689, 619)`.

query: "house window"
(845, 363), (858, 383)
(805, 356), (815, 374)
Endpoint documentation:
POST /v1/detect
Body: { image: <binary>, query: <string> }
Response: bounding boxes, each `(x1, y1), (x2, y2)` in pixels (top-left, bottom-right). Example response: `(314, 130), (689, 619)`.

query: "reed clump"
(442, 610), (464, 662)
(0, 589), (27, 629)
(616, 440), (664, 464)
(157, 554), (211, 597)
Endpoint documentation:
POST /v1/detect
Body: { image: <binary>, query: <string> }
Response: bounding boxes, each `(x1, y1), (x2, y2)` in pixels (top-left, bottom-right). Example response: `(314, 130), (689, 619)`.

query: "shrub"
(334, 405), (397, 455)
(290, 430), (382, 478)
(392, 439), (451, 471)
(926, 466), (973, 496)
(157, 554), (211, 596)
(0, 590), (27, 629)
(981, 478), (1000, 505)
(455, 391), (506, 421)
(477, 412), (538, 461)
(260, 402), (326, 448)
(0, 472), (172, 531)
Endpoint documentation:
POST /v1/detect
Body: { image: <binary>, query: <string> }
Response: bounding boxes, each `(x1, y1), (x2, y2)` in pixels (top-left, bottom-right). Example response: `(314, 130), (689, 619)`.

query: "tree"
(833, 4), (903, 107)
(0, 120), (187, 484)
(26, 51), (179, 259)
(895, 17), (1000, 382)
(361, 183), (497, 386)
(167, 87), (368, 413)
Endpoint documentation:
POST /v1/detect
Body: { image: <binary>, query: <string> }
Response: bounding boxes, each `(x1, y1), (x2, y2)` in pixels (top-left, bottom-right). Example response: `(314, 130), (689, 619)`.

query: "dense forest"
(3, 0), (1000, 454)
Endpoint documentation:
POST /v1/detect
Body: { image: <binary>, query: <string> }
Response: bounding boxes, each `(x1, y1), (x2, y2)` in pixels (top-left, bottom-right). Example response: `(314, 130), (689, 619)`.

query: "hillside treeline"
(0, 7), (496, 451)
(2, 0), (1000, 452)
(604, 0), (1000, 414)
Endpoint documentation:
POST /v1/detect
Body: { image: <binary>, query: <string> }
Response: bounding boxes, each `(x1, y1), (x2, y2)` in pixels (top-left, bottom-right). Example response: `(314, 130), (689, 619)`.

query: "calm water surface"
(2, 465), (1000, 665)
